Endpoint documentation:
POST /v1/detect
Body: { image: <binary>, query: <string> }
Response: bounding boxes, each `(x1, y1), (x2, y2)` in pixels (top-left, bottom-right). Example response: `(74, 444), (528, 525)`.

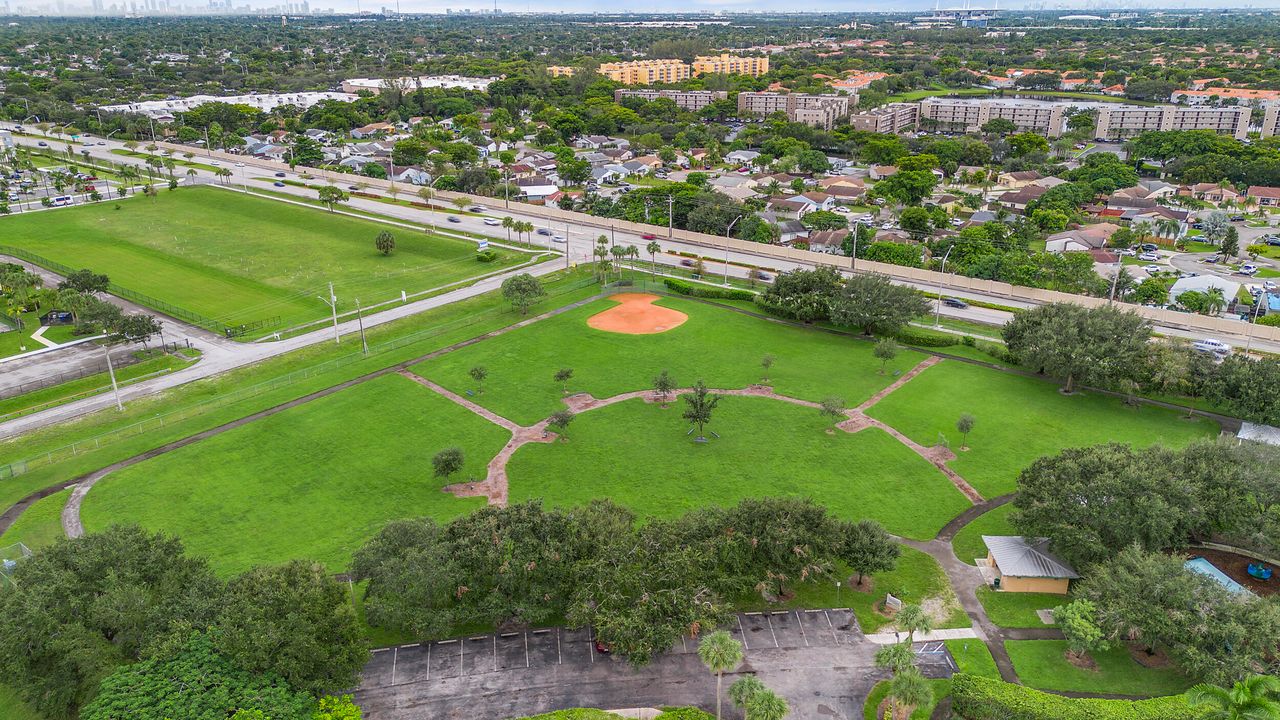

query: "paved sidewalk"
(865, 628), (979, 645)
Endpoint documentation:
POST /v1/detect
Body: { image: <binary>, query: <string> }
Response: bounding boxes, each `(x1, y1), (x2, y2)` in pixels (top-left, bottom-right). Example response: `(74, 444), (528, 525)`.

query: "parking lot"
(355, 610), (956, 719)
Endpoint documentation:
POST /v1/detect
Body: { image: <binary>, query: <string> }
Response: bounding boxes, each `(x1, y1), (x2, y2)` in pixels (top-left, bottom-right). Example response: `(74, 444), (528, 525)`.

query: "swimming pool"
(1185, 557), (1252, 595)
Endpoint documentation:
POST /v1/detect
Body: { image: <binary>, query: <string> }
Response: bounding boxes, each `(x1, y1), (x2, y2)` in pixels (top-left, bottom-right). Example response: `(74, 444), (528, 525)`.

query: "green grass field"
(976, 587), (1062, 628)
(415, 295), (925, 426)
(0, 187), (525, 329)
(865, 362), (1218, 497)
(951, 504), (1015, 566)
(0, 489), (70, 552)
(0, 312), (79, 360)
(0, 349), (199, 420)
(80, 374), (507, 576)
(1005, 640), (1194, 697)
(506, 396), (970, 541)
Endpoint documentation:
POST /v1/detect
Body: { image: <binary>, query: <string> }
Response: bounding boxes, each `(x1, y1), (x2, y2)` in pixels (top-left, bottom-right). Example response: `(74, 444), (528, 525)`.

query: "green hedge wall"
(951, 674), (1203, 720)
(662, 278), (757, 301)
(894, 326), (960, 348)
(517, 707), (712, 720)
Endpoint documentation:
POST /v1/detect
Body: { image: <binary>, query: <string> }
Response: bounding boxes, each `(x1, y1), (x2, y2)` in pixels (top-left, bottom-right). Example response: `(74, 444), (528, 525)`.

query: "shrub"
(1256, 314), (1280, 327)
(894, 326), (959, 348)
(476, 249), (499, 262)
(950, 674), (1203, 720)
(663, 277), (756, 301)
(656, 708), (716, 720)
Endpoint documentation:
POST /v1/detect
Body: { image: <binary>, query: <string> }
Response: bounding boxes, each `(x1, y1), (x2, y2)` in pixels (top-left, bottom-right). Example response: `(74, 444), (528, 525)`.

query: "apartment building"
(1263, 105), (1280, 139)
(1171, 87), (1280, 106)
(340, 75), (496, 94)
(597, 59), (690, 85)
(848, 103), (920, 134)
(691, 53), (770, 77)
(1094, 105), (1250, 141)
(614, 89), (728, 111)
(737, 92), (852, 129)
(546, 66), (577, 78)
(919, 98), (1066, 137)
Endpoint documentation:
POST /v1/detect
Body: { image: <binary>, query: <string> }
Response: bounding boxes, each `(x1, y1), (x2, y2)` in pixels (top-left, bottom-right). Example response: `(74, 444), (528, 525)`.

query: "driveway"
(354, 610), (957, 720)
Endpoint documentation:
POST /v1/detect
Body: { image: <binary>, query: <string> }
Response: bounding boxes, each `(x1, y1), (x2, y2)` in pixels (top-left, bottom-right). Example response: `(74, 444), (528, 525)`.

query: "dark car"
(274, 172), (286, 178)
(942, 297), (969, 309)
(447, 216), (462, 223)
(1265, 237), (1280, 246)
(273, 181), (285, 187)
(536, 228), (553, 236)
(1139, 243), (1159, 253)
(680, 258), (694, 267)
(348, 185), (360, 190)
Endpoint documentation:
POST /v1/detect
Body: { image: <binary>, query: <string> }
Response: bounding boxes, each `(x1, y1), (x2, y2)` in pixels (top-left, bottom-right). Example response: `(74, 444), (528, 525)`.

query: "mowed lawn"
(0, 187), (521, 328)
(80, 374), (507, 576)
(415, 296), (926, 426)
(866, 362), (1218, 497)
(505, 396), (971, 540)
(951, 503), (1015, 565)
(0, 489), (72, 552)
(1005, 640), (1194, 696)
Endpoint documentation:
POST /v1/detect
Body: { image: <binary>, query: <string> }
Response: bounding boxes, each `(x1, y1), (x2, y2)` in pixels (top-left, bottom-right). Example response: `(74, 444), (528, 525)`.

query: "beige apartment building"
(1260, 105), (1280, 138)
(614, 89), (728, 111)
(919, 98), (1066, 137)
(597, 59), (690, 85)
(546, 66), (577, 78)
(1094, 105), (1250, 140)
(737, 92), (852, 129)
(691, 53), (770, 77)
(848, 103), (920, 134)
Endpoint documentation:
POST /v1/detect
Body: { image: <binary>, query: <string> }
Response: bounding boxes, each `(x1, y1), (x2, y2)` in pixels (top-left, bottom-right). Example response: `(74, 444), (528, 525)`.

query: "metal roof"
(983, 535), (1079, 579)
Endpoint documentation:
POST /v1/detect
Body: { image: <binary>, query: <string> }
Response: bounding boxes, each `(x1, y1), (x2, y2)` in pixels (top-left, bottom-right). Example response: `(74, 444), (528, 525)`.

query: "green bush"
(1256, 314), (1280, 327)
(950, 674), (1203, 720)
(656, 708), (716, 720)
(518, 710), (623, 720)
(894, 326), (959, 348)
(476, 249), (500, 263)
(663, 278), (756, 301)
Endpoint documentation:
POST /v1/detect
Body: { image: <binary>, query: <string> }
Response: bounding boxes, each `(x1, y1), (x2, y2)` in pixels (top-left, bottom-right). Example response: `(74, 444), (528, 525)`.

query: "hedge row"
(518, 708), (713, 720)
(663, 278), (756, 301)
(895, 326), (960, 348)
(951, 674), (1204, 720)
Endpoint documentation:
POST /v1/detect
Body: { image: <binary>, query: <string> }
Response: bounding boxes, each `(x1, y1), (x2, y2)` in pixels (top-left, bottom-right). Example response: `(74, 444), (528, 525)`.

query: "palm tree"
(215, 167), (232, 185)
(886, 667), (933, 720)
(502, 216), (514, 242)
(895, 604), (933, 642)
(55, 287), (88, 324)
(647, 240), (662, 277)
(698, 631), (743, 720)
(185, 168), (197, 185)
(1185, 675), (1280, 720)
(610, 245), (627, 280)
(874, 642), (915, 676)
(1205, 286), (1227, 316)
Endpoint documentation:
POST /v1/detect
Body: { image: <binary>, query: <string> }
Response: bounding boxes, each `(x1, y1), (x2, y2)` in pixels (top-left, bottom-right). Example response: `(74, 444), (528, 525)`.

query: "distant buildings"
(848, 103), (920, 134)
(614, 89), (728, 111)
(597, 60), (690, 85)
(545, 66), (577, 78)
(99, 91), (357, 120)
(1094, 105), (1250, 141)
(339, 75), (498, 94)
(737, 92), (852, 129)
(920, 98), (1067, 138)
(691, 54), (769, 77)
(1172, 87), (1280, 106)
(1264, 106), (1280, 139)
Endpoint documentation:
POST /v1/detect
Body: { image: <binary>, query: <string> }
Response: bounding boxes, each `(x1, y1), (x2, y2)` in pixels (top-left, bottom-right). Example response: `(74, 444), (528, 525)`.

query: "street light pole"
(319, 282), (340, 344)
(724, 215), (742, 287)
(355, 298), (368, 355)
(105, 346), (123, 412)
(1244, 292), (1267, 355)
(667, 194), (674, 239)
(935, 244), (954, 328)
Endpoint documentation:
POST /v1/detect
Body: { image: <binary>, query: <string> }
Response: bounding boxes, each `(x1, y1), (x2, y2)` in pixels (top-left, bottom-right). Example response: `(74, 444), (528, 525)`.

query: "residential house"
(869, 165), (898, 180)
(711, 185), (760, 203)
(394, 168), (432, 185)
(708, 174), (757, 190)
(766, 197), (812, 218)
(998, 170), (1043, 188)
(1044, 222), (1121, 253)
(826, 184), (867, 204)
(1183, 183), (1240, 204)
(600, 147), (634, 163)
(1029, 176), (1069, 190)
(997, 185), (1049, 213)
(621, 160), (653, 176)
(515, 176), (559, 202)
(1169, 275), (1241, 306)
(786, 192), (837, 213)
(351, 122), (394, 139)
(807, 229), (850, 254)
(1248, 186), (1280, 207)
(592, 164), (631, 183)
(981, 536), (1078, 594)
(725, 149), (761, 165)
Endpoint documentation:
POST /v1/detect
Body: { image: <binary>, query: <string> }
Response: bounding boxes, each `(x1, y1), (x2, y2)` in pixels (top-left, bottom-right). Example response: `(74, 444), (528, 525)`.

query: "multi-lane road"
(2, 124), (1279, 439)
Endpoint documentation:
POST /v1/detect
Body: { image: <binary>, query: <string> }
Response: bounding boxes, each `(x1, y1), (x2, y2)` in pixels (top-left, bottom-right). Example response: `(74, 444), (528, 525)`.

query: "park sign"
(477, 239), (489, 252)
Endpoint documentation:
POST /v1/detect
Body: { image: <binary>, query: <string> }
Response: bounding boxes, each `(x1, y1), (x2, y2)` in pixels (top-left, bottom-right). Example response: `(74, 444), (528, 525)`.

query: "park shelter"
(982, 535), (1078, 594)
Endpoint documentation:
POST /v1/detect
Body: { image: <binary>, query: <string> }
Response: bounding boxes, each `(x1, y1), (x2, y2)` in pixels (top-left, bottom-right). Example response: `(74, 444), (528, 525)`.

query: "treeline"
(0, 526), (367, 720)
(1127, 130), (1280, 189)
(353, 497), (899, 664)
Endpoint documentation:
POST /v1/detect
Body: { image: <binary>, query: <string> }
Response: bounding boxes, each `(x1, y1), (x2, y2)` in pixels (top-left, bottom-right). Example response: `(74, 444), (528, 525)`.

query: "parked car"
(1263, 236), (1280, 246)
(1139, 252), (1159, 261)
(1203, 256), (1220, 264)
(1142, 264), (1162, 273)
(1240, 264), (1259, 275)
(1192, 338), (1232, 356)
(447, 216), (461, 223)
(1140, 243), (1159, 253)
(942, 297), (969, 309)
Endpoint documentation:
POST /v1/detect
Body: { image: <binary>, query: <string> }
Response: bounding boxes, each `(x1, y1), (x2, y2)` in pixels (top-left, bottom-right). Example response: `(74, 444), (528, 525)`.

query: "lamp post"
(935, 244), (954, 329)
(724, 215), (742, 287)
(1244, 291), (1267, 355)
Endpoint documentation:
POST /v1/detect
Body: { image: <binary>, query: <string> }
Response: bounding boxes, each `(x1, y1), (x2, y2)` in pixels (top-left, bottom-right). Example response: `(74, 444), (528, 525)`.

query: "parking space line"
(524, 631), (530, 668)
(400, 643), (419, 648)
(737, 615), (750, 650)
(493, 635), (498, 672)
(588, 628), (595, 663)
(794, 611), (809, 647)
(557, 628), (563, 665)
(390, 646), (398, 686)
(460, 636), (465, 667)
(764, 613), (779, 648)
(822, 610), (840, 645)
(681, 635), (688, 652)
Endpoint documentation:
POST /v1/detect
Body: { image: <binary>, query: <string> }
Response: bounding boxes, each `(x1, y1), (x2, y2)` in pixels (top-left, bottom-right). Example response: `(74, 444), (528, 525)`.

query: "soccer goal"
(0, 542), (32, 590)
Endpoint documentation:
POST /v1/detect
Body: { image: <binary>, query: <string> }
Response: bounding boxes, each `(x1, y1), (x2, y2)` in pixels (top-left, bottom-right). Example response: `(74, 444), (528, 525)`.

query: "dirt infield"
(586, 293), (689, 335)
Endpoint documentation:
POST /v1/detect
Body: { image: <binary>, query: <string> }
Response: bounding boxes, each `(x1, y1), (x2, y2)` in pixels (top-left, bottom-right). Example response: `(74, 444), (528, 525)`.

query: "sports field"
(80, 374), (506, 575)
(0, 187), (526, 329)
(414, 295), (926, 426)
(865, 361), (1218, 497)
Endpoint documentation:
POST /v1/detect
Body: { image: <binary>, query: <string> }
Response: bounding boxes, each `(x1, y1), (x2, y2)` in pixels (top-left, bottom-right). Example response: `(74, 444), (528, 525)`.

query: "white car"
(210, 160), (220, 165)
(1264, 280), (1278, 291)
(1192, 338), (1232, 356)
(834, 206), (850, 213)
(1138, 251), (1159, 261)
(1240, 264), (1259, 276)
(552, 235), (566, 243)
(483, 217), (501, 226)
(234, 162), (245, 168)
(1142, 264), (1162, 274)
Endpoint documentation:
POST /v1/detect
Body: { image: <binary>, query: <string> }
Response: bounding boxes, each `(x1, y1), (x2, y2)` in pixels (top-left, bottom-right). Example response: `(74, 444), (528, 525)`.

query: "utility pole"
(1107, 260), (1122, 304)
(667, 194), (674, 239)
(935, 244), (954, 328)
(725, 215), (742, 286)
(319, 282), (340, 344)
(1244, 293), (1266, 355)
(355, 298), (368, 355)
(105, 347), (123, 411)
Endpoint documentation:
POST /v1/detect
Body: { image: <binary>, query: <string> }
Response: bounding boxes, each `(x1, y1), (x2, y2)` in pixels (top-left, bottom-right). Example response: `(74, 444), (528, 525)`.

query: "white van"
(51, 195), (73, 206)
(1192, 338), (1232, 356)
